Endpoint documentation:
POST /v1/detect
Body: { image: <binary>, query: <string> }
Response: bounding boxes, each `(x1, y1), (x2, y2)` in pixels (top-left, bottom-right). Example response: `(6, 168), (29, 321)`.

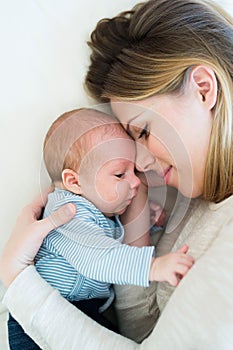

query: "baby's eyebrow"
(110, 159), (132, 169)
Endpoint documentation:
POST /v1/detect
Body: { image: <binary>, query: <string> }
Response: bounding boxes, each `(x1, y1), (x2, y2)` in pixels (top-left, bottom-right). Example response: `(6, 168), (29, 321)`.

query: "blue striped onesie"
(35, 188), (154, 309)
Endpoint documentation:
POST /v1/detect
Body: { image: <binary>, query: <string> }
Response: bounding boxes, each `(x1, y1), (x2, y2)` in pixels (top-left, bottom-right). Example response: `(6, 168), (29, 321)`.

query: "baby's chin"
(103, 206), (127, 217)
(115, 207), (128, 216)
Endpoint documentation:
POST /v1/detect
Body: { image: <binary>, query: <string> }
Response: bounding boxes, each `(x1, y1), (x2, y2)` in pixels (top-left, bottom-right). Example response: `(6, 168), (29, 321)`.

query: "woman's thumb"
(38, 203), (76, 239)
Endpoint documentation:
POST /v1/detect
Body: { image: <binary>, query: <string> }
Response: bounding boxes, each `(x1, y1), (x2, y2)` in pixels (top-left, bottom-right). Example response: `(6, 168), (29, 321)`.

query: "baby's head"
(44, 108), (140, 215)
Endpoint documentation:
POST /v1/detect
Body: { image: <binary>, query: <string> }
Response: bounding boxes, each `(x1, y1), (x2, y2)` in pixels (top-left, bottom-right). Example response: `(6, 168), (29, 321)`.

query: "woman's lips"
(157, 166), (172, 184)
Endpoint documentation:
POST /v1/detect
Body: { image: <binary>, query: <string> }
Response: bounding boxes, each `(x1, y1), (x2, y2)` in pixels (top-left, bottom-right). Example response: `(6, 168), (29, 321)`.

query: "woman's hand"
(0, 190), (76, 287)
(149, 201), (165, 227)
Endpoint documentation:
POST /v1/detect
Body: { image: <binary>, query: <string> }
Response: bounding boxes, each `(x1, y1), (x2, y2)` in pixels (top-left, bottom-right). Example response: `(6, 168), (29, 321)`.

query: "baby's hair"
(43, 108), (129, 183)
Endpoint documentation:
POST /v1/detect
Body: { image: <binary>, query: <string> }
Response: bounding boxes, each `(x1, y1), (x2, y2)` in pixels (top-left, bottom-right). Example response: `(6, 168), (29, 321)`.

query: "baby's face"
(78, 137), (141, 216)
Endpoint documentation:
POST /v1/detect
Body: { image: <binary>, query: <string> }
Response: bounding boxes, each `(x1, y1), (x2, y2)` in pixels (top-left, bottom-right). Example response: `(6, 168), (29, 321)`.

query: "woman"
(1, 0), (233, 348)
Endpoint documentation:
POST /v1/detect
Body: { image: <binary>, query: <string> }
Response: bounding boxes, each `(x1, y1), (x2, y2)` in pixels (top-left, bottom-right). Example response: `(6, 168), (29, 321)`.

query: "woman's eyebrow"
(126, 123), (131, 134)
(126, 112), (143, 134)
(127, 113), (142, 124)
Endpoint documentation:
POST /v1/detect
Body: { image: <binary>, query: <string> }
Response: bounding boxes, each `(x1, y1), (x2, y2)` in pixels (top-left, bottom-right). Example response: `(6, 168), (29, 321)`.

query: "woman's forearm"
(2, 266), (139, 350)
(4, 236), (231, 350)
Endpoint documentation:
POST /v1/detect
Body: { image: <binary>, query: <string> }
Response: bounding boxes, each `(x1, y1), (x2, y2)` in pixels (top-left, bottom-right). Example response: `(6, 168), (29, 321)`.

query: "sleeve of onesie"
(50, 216), (154, 287)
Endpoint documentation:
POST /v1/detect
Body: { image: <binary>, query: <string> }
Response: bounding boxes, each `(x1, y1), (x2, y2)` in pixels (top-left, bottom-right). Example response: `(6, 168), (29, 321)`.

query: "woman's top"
(157, 195), (233, 311)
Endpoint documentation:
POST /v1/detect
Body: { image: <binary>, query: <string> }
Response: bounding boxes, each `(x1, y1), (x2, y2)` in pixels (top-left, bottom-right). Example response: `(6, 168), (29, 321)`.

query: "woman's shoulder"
(208, 194), (233, 211)
(187, 195), (233, 218)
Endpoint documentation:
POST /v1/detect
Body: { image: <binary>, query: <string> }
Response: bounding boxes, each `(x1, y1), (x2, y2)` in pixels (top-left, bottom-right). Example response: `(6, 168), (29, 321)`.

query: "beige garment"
(3, 195), (233, 349)
(157, 195), (233, 311)
(114, 283), (159, 343)
(114, 194), (233, 342)
(113, 192), (192, 343)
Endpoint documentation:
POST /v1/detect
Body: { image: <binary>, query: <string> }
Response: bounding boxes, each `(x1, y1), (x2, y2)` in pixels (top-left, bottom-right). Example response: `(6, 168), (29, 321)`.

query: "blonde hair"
(44, 108), (127, 183)
(86, 0), (233, 202)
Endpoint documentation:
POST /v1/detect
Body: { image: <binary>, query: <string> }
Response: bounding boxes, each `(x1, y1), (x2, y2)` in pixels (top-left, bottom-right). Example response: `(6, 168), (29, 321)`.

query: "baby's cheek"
(94, 181), (117, 203)
(98, 182), (129, 203)
(116, 181), (130, 198)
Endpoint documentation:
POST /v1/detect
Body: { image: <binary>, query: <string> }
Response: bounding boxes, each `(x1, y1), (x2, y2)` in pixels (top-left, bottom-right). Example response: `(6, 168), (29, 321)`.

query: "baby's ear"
(62, 169), (82, 194)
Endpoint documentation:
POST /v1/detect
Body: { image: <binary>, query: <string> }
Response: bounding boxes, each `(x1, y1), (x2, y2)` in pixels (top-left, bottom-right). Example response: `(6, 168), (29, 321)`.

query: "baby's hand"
(149, 244), (194, 286)
(149, 201), (165, 227)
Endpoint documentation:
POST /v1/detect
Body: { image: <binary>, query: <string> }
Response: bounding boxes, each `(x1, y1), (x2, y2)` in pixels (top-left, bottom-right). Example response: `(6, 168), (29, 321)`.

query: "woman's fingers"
(149, 201), (165, 226)
(0, 198), (76, 287)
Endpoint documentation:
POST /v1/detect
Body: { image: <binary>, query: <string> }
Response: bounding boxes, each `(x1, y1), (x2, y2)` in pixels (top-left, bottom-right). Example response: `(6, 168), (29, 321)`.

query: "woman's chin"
(177, 185), (203, 199)
(143, 170), (165, 187)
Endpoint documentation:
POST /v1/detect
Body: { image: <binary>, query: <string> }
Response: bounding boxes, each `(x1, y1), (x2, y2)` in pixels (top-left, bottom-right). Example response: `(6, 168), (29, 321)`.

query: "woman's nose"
(135, 142), (155, 172)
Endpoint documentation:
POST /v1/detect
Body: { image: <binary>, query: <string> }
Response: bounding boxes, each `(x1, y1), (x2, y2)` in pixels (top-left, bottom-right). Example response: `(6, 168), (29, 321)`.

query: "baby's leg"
(71, 299), (119, 333)
(8, 314), (41, 350)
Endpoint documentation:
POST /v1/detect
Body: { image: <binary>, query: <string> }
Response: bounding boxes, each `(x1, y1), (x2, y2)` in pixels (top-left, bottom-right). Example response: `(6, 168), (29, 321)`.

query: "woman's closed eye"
(138, 124), (149, 139)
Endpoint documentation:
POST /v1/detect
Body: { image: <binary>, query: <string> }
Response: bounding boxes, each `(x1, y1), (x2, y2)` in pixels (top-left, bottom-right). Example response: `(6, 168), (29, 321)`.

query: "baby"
(35, 108), (194, 330)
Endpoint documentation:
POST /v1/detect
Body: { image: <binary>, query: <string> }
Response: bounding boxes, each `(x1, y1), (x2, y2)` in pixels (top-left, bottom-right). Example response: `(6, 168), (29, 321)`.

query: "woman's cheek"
(148, 139), (169, 163)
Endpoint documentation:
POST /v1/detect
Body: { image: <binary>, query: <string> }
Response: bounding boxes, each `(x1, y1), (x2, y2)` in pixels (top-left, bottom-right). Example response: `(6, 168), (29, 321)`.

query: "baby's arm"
(51, 213), (154, 287)
(120, 182), (150, 247)
(149, 245), (194, 286)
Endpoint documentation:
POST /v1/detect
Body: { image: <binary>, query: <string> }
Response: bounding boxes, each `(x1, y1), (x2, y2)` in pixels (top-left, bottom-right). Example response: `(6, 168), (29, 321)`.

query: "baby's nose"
(130, 172), (141, 189)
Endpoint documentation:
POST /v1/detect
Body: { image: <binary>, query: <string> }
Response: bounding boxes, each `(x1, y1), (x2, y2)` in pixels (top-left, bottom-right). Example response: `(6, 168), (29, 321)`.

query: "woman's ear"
(190, 65), (218, 110)
(62, 169), (82, 194)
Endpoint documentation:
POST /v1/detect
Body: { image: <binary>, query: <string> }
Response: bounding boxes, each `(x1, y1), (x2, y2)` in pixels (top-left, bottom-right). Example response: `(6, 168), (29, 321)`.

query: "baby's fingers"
(180, 254), (195, 267)
(177, 244), (189, 254)
(175, 264), (192, 277)
(175, 251), (194, 265)
(168, 274), (179, 287)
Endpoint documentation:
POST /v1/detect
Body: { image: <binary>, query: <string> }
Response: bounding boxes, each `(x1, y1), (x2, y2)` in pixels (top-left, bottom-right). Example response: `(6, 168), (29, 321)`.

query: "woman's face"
(111, 90), (213, 198)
